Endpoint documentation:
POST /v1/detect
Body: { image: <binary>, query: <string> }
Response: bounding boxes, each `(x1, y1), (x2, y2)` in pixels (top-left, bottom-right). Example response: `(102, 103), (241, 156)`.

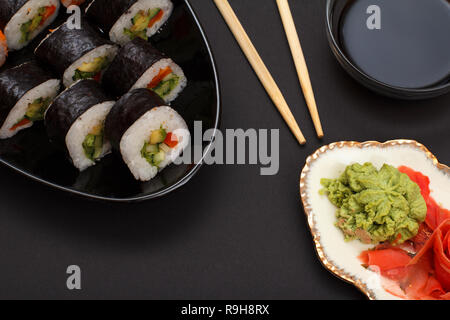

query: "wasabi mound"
(320, 163), (427, 244)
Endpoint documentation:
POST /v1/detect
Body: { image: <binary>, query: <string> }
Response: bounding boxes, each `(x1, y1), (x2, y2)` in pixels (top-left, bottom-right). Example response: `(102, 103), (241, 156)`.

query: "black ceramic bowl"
(0, 0), (220, 202)
(326, 0), (450, 99)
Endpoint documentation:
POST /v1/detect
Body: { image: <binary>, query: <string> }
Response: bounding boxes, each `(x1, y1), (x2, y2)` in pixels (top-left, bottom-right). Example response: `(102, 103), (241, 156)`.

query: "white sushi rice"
(0, 78), (60, 139)
(5, 0), (60, 51)
(120, 106), (189, 181)
(131, 58), (187, 103)
(65, 101), (115, 171)
(63, 44), (119, 87)
(109, 0), (173, 45)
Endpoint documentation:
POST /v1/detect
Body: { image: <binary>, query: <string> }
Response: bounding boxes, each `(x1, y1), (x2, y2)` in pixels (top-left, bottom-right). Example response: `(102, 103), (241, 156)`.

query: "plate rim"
(299, 139), (450, 300)
(0, 0), (222, 203)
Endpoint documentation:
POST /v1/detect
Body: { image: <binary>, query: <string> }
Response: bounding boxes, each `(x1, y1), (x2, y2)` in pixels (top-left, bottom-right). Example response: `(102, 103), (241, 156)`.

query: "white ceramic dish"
(300, 140), (450, 300)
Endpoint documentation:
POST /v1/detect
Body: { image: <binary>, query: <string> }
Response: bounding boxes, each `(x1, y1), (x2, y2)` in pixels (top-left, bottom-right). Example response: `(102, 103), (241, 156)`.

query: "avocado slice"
(124, 8), (161, 40)
(25, 98), (50, 122)
(90, 124), (103, 136)
(150, 128), (167, 145)
(131, 10), (151, 32)
(73, 57), (109, 81)
(78, 57), (108, 73)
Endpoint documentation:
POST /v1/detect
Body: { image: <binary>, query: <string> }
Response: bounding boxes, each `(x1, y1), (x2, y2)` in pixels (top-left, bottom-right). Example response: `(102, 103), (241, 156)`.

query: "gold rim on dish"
(299, 139), (450, 300)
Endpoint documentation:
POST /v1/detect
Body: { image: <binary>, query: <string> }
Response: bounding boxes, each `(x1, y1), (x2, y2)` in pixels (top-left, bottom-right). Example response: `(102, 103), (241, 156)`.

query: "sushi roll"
(0, 30), (7, 68)
(0, 0), (60, 51)
(0, 61), (60, 139)
(105, 89), (189, 181)
(85, 0), (173, 45)
(35, 21), (118, 87)
(103, 38), (186, 103)
(61, 0), (85, 7)
(46, 80), (115, 171)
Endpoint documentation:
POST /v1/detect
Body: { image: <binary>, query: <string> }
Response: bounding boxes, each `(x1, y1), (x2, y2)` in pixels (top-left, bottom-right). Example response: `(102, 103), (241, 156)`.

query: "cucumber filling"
(10, 97), (52, 130)
(25, 97), (52, 122)
(123, 8), (162, 41)
(82, 124), (104, 161)
(20, 6), (54, 43)
(141, 128), (172, 167)
(151, 73), (180, 98)
(73, 56), (110, 81)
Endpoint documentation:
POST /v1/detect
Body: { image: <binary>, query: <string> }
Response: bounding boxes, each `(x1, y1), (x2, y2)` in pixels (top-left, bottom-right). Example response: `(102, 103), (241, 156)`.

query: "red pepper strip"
(65, 0), (86, 6)
(148, 10), (164, 28)
(40, 5), (56, 26)
(147, 66), (173, 89)
(0, 30), (6, 42)
(163, 132), (178, 148)
(93, 72), (101, 82)
(10, 118), (31, 131)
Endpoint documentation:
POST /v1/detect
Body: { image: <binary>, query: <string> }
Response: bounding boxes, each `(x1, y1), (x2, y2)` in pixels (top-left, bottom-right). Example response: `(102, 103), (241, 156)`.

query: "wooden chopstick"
(276, 0), (324, 138)
(213, 0), (306, 145)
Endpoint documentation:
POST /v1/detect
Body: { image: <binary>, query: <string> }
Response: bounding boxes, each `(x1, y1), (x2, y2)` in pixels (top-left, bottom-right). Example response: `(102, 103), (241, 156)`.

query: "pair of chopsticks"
(213, 0), (323, 145)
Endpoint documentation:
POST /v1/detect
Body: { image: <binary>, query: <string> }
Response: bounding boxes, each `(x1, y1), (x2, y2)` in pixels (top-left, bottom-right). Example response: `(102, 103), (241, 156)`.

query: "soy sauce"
(339, 0), (450, 89)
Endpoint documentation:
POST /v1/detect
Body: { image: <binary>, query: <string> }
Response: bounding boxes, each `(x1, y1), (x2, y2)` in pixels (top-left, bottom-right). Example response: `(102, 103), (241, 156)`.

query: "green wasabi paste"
(320, 163), (427, 244)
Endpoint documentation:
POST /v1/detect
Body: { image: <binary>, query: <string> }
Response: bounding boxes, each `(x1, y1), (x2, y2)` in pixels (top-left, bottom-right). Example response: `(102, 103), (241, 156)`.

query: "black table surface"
(0, 0), (448, 300)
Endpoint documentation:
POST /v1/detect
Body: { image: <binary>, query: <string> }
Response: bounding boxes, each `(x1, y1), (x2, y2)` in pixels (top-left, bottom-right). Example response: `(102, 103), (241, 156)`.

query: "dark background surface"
(0, 0), (449, 299)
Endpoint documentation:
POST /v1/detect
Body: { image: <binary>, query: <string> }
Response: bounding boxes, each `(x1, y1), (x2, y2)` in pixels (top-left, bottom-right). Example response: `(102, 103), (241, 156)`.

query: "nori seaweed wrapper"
(105, 88), (165, 151)
(103, 38), (166, 97)
(45, 80), (111, 149)
(0, 0), (28, 30)
(85, 0), (137, 33)
(35, 20), (114, 76)
(0, 61), (54, 125)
